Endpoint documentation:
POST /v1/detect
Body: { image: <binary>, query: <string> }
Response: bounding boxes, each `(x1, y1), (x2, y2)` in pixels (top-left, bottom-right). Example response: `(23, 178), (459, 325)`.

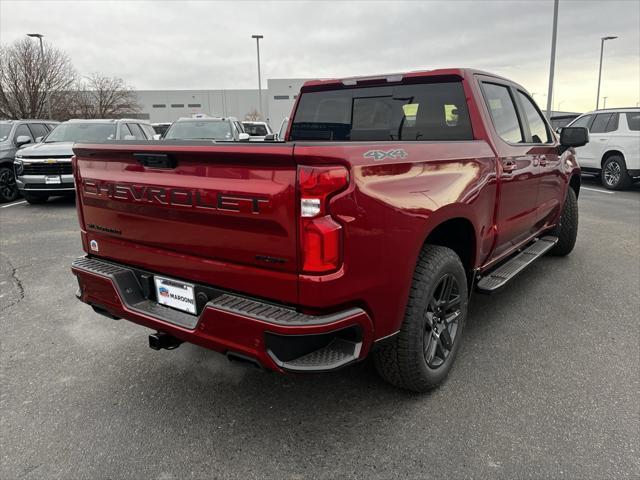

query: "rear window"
(290, 81), (473, 141)
(243, 123), (268, 136)
(164, 120), (233, 140)
(626, 112), (640, 131)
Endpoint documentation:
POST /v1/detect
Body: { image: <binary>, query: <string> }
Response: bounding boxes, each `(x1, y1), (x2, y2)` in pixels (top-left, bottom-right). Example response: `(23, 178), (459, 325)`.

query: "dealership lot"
(1, 178), (638, 479)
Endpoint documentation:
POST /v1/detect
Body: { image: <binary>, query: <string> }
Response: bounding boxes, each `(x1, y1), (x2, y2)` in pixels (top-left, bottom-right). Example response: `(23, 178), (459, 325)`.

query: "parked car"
(0, 119), (59, 202)
(163, 116), (249, 141)
(550, 114), (580, 130)
(566, 108), (640, 189)
(70, 68), (587, 392)
(241, 121), (273, 141)
(14, 118), (155, 204)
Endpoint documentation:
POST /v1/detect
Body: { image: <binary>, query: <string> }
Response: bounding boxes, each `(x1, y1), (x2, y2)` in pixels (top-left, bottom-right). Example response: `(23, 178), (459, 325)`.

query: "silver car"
(0, 120), (59, 202)
(14, 118), (156, 204)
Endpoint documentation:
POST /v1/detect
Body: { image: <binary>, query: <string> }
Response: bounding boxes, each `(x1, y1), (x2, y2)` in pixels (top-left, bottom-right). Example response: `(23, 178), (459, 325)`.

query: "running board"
(476, 236), (558, 293)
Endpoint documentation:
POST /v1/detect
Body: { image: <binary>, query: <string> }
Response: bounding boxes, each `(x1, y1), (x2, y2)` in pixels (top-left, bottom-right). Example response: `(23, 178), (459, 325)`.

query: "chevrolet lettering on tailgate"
(82, 179), (270, 214)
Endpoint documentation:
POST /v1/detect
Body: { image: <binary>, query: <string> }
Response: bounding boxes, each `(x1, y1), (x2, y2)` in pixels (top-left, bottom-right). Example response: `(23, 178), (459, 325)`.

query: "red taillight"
(298, 166), (349, 274)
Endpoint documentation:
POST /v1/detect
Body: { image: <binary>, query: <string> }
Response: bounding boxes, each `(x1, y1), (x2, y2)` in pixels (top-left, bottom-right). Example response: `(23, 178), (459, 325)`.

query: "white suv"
(567, 108), (640, 190)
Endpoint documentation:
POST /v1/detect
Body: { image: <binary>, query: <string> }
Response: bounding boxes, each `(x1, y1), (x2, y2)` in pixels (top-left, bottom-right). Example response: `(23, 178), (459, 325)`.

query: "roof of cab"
(300, 68), (514, 92)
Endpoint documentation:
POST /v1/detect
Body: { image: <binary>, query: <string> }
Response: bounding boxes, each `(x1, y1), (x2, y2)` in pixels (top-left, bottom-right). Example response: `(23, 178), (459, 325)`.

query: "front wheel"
(0, 166), (19, 203)
(550, 187), (578, 256)
(601, 156), (632, 190)
(374, 245), (468, 392)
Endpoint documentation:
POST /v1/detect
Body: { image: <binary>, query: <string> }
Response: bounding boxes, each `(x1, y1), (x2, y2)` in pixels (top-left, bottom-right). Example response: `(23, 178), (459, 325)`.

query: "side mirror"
(555, 127), (563, 135)
(238, 133), (250, 141)
(560, 127), (589, 148)
(35, 136), (44, 143)
(123, 135), (136, 141)
(15, 135), (32, 147)
(263, 133), (276, 141)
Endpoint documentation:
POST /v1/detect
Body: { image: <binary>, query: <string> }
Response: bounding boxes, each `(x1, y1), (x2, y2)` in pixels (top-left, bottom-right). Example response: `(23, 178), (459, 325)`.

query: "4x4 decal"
(363, 149), (408, 161)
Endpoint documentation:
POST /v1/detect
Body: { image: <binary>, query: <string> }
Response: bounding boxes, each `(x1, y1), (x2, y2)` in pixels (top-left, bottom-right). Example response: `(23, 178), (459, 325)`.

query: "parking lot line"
(0, 200), (27, 208)
(581, 187), (614, 195)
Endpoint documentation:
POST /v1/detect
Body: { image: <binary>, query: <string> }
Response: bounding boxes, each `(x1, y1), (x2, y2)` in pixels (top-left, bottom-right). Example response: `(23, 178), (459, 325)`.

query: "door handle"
(502, 159), (517, 172)
(539, 155), (548, 166)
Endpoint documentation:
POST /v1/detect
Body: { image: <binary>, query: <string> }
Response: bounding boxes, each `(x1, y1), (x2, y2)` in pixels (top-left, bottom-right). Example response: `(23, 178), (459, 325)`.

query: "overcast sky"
(2, 0), (638, 112)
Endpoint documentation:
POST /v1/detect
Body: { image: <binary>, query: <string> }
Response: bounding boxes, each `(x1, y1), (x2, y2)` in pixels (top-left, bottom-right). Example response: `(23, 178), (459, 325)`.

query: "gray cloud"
(1, 0), (638, 111)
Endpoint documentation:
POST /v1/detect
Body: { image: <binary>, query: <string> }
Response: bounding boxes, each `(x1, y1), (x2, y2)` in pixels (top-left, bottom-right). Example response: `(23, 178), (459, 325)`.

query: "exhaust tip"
(149, 332), (182, 351)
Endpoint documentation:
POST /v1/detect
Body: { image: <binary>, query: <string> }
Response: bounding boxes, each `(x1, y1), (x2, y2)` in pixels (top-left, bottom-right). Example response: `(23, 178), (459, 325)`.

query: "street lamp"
(251, 34), (264, 119)
(26, 33), (51, 119)
(545, 0), (559, 119)
(596, 36), (618, 110)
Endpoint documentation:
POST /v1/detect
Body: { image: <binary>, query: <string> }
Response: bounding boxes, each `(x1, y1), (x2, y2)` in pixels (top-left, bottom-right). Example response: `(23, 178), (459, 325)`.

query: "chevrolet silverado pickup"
(71, 69), (588, 392)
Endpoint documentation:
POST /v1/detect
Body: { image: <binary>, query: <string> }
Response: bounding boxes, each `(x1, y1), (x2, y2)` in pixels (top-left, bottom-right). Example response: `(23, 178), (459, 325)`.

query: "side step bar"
(476, 236), (558, 293)
(268, 338), (362, 373)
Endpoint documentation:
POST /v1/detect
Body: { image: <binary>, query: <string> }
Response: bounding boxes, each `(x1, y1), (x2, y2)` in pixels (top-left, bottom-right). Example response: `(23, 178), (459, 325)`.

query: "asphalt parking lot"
(1, 177), (639, 480)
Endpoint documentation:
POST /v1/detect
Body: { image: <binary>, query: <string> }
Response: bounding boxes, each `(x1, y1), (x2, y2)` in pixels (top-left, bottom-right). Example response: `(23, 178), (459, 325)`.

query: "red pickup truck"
(71, 68), (588, 392)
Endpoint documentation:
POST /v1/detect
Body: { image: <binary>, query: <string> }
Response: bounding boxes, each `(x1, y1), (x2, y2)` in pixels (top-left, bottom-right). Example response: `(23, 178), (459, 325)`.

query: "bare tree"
(0, 38), (76, 119)
(244, 109), (262, 121)
(74, 73), (140, 119)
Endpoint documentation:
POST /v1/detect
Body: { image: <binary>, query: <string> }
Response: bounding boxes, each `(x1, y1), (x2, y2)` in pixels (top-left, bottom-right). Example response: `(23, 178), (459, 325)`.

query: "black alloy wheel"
(423, 273), (462, 368)
(0, 166), (19, 203)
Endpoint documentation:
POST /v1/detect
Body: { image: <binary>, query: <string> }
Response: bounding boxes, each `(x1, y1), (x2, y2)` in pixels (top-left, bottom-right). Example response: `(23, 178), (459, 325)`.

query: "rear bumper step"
(476, 236), (558, 293)
(71, 256), (373, 372)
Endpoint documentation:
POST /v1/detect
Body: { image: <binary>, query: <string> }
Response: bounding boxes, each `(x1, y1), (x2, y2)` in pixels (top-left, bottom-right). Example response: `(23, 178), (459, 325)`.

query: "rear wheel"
(0, 166), (19, 203)
(23, 192), (49, 204)
(601, 155), (632, 190)
(374, 245), (468, 392)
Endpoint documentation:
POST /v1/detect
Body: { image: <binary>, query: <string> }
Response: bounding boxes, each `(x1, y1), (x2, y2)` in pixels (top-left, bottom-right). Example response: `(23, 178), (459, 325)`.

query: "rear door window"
(290, 81), (473, 141)
(482, 83), (524, 143)
(590, 113), (614, 133)
(625, 112), (640, 131)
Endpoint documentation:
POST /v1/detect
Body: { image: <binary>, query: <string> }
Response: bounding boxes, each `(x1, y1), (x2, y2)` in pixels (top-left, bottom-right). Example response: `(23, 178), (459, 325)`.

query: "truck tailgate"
(73, 142), (298, 303)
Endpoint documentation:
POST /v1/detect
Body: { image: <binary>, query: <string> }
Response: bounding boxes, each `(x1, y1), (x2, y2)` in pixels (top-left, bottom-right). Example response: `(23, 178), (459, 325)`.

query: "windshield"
(45, 123), (116, 143)
(164, 121), (232, 140)
(243, 123), (268, 136)
(0, 124), (12, 143)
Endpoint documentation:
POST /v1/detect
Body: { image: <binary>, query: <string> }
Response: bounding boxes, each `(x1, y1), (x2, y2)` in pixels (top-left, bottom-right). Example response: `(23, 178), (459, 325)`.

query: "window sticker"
(402, 103), (419, 117)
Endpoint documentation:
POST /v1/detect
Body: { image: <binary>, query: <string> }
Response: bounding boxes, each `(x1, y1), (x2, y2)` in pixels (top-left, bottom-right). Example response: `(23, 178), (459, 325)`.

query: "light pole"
(251, 34), (264, 119)
(603, 97), (608, 109)
(545, 0), (559, 119)
(27, 33), (51, 119)
(596, 36), (618, 110)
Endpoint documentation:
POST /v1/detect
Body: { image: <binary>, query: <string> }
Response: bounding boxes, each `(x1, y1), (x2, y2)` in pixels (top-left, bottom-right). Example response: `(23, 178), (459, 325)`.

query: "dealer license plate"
(154, 276), (196, 314)
(45, 175), (61, 184)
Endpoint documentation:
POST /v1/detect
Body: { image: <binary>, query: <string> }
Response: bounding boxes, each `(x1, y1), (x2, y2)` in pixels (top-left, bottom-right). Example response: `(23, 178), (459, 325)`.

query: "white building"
(134, 78), (309, 131)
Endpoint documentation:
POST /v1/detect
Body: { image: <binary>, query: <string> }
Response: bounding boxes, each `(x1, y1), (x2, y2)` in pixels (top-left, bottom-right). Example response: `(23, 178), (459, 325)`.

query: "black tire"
(0, 165), (19, 203)
(601, 155), (632, 190)
(550, 187), (578, 256)
(23, 192), (49, 204)
(374, 245), (468, 392)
